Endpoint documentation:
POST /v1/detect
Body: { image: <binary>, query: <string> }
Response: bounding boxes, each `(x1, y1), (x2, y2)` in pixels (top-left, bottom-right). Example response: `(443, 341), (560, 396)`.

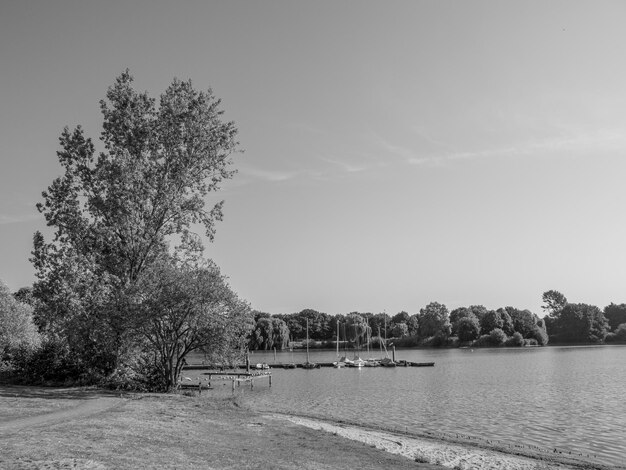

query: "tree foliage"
(28, 71), (241, 383)
(456, 315), (480, 342)
(603, 303), (626, 332)
(35, 70), (238, 286)
(541, 290), (567, 318)
(418, 302), (451, 339)
(249, 315), (290, 351)
(480, 309), (504, 335)
(0, 281), (41, 358)
(556, 303), (608, 343)
(135, 258), (252, 390)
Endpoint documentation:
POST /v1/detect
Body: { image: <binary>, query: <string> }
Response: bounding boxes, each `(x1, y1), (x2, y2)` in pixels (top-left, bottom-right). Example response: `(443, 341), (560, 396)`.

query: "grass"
(0, 385), (444, 470)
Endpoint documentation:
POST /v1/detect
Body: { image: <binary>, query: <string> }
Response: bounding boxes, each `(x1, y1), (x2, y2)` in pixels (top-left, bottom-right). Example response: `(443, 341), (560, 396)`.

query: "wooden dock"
(179, 370), (272, 392)
(183, 361), (434, 370)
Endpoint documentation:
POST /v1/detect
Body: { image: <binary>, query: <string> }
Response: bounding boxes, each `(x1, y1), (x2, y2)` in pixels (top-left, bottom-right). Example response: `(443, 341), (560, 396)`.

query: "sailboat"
(345, 319), (365, 368)
(379, 316), (396, 367)
(333, 321), (346, 368)
(364, 318), (380, 367)
(302, 318), (319, 369)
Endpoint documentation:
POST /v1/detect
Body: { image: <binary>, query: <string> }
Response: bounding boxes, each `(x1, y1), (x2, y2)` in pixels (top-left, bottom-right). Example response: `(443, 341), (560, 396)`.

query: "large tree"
(31, 71), (240, 377)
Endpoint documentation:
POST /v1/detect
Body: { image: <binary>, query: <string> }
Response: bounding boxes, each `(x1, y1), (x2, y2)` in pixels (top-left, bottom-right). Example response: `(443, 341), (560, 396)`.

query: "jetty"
(183, 361), (434, 370)
(178, 370), (272, 392)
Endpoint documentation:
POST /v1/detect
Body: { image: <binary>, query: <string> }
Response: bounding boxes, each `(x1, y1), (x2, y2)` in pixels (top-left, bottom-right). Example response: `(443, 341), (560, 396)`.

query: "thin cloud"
(318, 156), (370, 174)
(0, 212), (40, 225)
(238, 166), (301, 182)
(394, 128), (626, 166)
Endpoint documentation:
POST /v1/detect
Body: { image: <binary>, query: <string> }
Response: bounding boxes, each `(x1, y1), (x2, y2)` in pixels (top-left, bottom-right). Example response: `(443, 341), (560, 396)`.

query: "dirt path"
(0, 396), (124, 432)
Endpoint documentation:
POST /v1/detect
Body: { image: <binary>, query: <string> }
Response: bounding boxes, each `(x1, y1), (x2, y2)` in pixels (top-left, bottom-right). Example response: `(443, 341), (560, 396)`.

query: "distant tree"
(506, 307), (537, 338)
(285, 309), (333, 341)
(391, 322), (409, 338)
(556, 303), (608, 343)
(370, 312), (391, 339)
(449, 307), (472, 336)
(1, 280), (41, 359)
(392, 311), (410, 324)
(497, 308), (515, 336)
(469, 305), (489, 324)
(541, 290), (568, 318)
(614, 324), (626, 341)
(249, 316), (290, 351)
(480, 310), (504, 335)
(450, 307), (472, 325)
(603, 303), (626, 332)
(529, 318), (549, 346)
(456, 316), (480, 342)
(489, 328), (507, 346)
(418, 302), (451, 339)
(406, 314), (419, 336)
(345, 313), (370, 345)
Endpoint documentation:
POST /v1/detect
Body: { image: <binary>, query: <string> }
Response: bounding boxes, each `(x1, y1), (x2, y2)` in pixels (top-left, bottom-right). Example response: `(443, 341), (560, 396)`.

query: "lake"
(232, 345), (626, 467)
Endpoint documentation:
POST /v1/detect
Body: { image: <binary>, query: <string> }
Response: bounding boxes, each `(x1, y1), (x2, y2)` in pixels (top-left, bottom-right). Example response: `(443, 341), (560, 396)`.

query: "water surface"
(236, 345), (626, 467)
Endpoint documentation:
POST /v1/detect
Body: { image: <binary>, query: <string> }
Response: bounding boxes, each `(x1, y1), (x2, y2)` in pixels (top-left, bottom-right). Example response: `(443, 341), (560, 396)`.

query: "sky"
(2, 0), (626, 317)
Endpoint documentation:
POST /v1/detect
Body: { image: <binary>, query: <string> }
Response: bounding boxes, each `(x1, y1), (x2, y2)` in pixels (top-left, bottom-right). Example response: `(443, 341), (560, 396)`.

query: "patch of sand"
(277, 415), (583, 470)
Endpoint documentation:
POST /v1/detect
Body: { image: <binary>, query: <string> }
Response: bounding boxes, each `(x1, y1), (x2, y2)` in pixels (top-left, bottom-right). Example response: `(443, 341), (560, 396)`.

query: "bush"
(392, 336), (420, 347)
(473, 328), (507, 347)
(524, 338), (538, 346)
(528, 325), (549, 346)
(505, 332), (524, 347)
(11, 336), (84, 384)
(614, 323), (626, 341)
(489, 328), (507, 345)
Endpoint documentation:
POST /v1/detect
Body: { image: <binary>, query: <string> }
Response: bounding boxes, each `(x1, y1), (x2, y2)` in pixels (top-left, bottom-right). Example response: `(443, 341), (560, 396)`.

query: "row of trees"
(248, 291), (626, 350)
(247, 302), (550, 350)
(1, 72), (253, 391)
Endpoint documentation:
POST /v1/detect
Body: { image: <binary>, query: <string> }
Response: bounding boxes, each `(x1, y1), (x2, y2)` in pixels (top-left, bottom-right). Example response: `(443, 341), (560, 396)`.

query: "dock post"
(246, 350), (250, 373)
(392, 345), (396, 362)
(269, 374), (272, 387)
(251, 377), (254, 390)
(232, 378), (235, 392)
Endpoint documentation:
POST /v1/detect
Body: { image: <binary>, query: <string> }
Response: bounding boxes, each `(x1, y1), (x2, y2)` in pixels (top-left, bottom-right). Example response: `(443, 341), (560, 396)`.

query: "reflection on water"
(234, 345), (626, 467)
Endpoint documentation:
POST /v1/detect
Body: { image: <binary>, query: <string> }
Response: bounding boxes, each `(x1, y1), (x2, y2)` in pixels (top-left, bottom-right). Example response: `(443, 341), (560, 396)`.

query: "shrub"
(392, 336), (420, 347)
(524, 338), (538, 346)
(489, 328), (507, 345)
(0, 281), (41, 361)
(603, 324), (626, 343)
(11, 336), (83, 384)
(505, 332), (524, 347)
(473, 329), (507, 347)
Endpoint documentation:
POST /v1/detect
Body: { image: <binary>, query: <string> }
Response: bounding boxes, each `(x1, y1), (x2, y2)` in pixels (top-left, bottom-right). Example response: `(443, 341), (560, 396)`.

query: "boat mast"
(306, 317), (310, 363)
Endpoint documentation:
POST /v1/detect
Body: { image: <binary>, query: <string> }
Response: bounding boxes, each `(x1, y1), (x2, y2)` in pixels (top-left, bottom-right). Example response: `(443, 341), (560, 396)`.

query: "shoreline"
(264, 411), (618, 470)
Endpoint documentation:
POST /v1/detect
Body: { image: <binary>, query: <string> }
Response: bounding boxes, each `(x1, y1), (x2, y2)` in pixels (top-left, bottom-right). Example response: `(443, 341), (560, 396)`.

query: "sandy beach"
(274, 414), (615, 470)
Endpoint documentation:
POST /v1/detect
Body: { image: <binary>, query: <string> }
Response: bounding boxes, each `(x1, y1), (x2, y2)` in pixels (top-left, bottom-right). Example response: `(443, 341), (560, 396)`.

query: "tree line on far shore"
(247, 291), (626, 351)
